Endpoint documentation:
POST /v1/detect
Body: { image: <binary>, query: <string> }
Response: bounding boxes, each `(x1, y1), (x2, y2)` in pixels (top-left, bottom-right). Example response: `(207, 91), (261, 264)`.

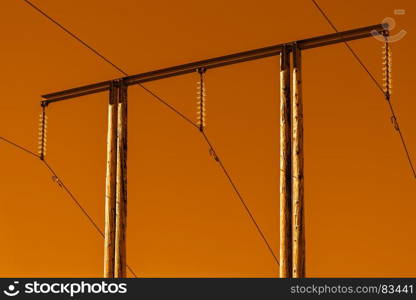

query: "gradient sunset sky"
(0, 0), (415, 277)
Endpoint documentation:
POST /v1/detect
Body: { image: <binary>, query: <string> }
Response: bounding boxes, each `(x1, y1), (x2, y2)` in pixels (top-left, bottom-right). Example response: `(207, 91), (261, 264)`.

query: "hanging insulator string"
(38, 103), (48, 160)
(382, 31), (400, 134)
(382, 31), (392, 101)
(196, 67), (206, 132)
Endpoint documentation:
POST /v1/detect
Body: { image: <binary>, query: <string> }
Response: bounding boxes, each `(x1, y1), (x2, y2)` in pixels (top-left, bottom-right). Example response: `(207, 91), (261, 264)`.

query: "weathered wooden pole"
(104, 81), (118, 278)
(292, 44), (305, 278)
(114, 79), (128, 278)
(279, 44), (292, 278)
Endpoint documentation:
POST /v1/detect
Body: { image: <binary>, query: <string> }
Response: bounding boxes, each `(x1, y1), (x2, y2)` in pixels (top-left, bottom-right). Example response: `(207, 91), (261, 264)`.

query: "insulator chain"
(382, 31), (399, 132)
(382, 32), (392, 100)
(196, 68), (206, 132)
(38, 105), (47, 160)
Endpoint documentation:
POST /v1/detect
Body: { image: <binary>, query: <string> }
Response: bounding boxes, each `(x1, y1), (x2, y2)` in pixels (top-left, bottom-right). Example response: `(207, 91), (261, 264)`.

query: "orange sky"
(0, 0), (415, 277)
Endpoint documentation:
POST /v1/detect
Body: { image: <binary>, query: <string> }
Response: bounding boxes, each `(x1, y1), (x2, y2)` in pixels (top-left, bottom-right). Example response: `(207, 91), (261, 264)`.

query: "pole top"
(197, 67), (206, 74)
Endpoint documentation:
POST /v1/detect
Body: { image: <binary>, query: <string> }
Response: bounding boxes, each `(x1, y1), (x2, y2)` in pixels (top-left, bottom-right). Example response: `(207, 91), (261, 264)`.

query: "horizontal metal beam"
(42, 23), (386, 105)
(43, 86), (109, 104)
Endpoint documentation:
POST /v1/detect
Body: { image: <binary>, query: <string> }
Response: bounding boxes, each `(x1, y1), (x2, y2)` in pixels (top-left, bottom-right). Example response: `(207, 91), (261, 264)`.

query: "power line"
(309, 0), (383, 93)
(201, 132), (280, 267)
(311, 0), (416, 178)
(0, 136), (39, 158)
(23, 0), (278, 271)
(136, 83), (198, 128)
(42, 160), (104, 237)
(41, 160), (138, 278)
(0, 133), (139, 277)
(22, 0), (128, 76)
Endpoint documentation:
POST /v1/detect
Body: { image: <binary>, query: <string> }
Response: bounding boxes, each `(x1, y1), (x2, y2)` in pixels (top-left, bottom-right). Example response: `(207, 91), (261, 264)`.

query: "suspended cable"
(0, 133), (139, 277)
(21, 0), (128, 76)
(135, 83), (198, 128)
(201, 132), (280, 267)
(0, 136), (39, 158)
(41, 160), (138, 278)
(311, 0), (416, 178)
(42, 160), (103, 236)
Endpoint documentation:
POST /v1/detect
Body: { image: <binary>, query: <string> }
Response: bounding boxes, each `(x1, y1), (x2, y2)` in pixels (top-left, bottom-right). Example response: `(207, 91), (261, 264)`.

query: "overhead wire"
(311, 0), (415, 178)
(0, 136), (39, 158)
(0, 133), (139, 277)
(42, 160), (139, 278)
(22, 0), (127, 76)
(201, 132), (280, 266)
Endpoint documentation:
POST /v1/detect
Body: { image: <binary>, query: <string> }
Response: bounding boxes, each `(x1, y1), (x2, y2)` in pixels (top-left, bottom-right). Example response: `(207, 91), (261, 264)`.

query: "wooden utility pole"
(104, 80), (128, 278)
(292, 44), (305, 278)
(104, 81), (118, 278)
(114, 80), (128, 278)
(279, 45), (292, 278)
